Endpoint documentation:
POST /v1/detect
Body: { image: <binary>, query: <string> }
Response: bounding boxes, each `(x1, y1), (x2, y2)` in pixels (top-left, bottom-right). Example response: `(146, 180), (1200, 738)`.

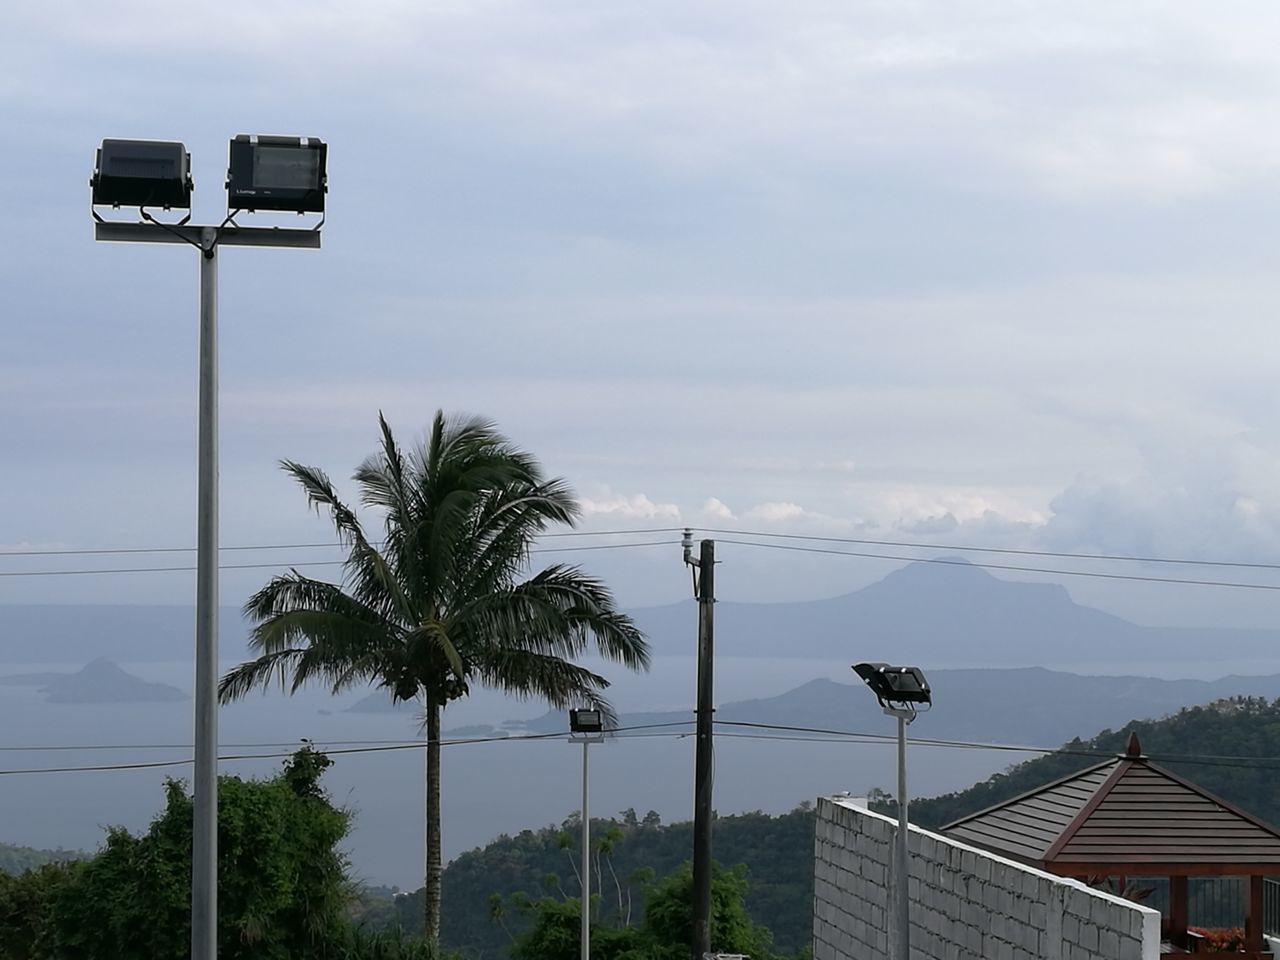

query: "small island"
(0, 658), (187, 704)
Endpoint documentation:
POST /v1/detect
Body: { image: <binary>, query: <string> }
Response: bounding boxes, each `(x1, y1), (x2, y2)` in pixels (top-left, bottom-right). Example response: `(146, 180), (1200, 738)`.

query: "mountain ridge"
(2, 559), (1278, 668)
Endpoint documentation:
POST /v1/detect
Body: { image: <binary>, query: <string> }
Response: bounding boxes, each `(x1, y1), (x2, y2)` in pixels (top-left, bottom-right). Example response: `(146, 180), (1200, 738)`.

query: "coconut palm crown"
(218, 411), (650, 942)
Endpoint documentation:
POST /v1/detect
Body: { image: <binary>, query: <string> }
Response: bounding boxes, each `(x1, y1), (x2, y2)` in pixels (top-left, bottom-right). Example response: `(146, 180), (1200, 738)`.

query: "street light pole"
(895, 713), (909, 960)
(191, 226), (220, 960)
(581, 736), (590, 960)
(851, 663), (932, 960)
(94, 221), (320, 960)
(93, 134), (326, 960)
(568, 709), (605, 960)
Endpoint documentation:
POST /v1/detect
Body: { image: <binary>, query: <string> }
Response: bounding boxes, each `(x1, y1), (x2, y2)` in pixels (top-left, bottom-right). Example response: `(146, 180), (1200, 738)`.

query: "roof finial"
(1126, 732), (1143, 758)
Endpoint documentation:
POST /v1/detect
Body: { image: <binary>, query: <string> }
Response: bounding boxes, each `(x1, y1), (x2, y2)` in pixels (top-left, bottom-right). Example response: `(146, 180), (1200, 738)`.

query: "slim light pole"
(852, 663), (932, 960)
(91, 135), (326, 960)
(570, 709), (605, 960)
(192, 224), (220, 960)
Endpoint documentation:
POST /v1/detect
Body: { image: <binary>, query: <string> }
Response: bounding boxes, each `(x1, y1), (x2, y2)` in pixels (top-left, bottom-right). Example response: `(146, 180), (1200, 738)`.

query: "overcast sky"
(5, 1), (1280, 628)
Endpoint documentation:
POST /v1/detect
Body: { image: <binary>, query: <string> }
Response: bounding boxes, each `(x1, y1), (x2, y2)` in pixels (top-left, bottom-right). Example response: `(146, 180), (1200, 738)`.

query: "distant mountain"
(0, 659), (188, 704)
(521, 666), (1280, 750)
(3, 559), (1280, 668)
(629, 558), (1280, 664)
(0, 842), (86, 876)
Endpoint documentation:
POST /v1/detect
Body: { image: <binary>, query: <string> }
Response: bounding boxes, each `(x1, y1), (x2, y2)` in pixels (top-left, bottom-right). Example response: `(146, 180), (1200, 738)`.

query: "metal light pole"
(895, 712), (909, 960)
(852, 663), (932, 960)
(581, 736), (590, 960)
(192, 226), (220, 960)
(92, 136), (325, 960)
(570, 710), (605, 960)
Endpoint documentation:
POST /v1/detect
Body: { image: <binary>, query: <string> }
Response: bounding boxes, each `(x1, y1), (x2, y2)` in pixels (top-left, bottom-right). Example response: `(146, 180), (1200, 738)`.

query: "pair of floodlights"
(91, 135), (326, 221)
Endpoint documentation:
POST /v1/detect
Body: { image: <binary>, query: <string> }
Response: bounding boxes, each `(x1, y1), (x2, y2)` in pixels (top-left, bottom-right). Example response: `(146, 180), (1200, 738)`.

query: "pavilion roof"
(941, 734), (1280, 875)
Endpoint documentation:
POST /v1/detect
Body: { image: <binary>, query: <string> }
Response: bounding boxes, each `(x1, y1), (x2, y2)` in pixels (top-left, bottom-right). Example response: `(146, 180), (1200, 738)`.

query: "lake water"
(3, 653), (1275, 889)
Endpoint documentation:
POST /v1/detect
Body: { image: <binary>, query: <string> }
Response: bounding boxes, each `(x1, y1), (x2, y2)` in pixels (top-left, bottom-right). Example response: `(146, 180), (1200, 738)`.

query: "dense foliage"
(0, 749), (443, 960)
(507, 862), (798, 960)
(351, 697), (1280, 958)
(358, 805), (816, 957)
(880, 697), (1280, 829)
(219, 412), (648, 941)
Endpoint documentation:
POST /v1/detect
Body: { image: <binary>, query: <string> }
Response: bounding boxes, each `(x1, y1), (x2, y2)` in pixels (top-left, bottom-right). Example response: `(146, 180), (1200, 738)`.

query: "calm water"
(2, 653), (1272, 888)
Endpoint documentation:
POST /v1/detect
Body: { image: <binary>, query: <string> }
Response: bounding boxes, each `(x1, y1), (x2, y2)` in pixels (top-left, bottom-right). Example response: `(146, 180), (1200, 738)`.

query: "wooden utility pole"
(692, 537), (715, 960)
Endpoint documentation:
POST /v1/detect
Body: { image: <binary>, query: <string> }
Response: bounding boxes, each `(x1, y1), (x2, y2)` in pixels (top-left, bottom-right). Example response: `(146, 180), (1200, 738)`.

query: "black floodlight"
(570, 709), (605, 734)
(853, 662), (932, 707)
(91, 139), (193, 210)
(227, 135), (326, 213)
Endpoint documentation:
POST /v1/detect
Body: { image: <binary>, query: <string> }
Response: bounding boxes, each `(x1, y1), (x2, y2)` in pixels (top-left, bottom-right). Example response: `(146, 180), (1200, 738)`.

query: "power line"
(0, 528), (686, 559)
(0, 539), (678, 579)
(716, 538), (1280, 592)
(7, 525), (1280, 575)
(8, 717), (1280, 776)
(0, 722), (694, 777)
(701, 527), (1280, 572)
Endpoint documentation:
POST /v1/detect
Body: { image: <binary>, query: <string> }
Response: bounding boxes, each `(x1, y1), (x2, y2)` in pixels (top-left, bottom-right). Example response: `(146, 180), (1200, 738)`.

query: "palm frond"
(218, 649), (306, 702)
(454, 565), (650, 671)
(281, 461), (367, 546)
(279, 463), (415, 625)
(473, 650), (617, 726)
(243, 574), (393, 649)
(354, 413), (421, 606)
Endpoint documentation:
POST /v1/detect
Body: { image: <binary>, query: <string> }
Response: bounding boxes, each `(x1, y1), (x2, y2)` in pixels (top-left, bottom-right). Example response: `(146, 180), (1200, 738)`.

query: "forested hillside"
(0, 845), (82, 877)
(894, 697), (1280, 829)
(361, 806), (816, 957)
(361, 697), (1280, 959)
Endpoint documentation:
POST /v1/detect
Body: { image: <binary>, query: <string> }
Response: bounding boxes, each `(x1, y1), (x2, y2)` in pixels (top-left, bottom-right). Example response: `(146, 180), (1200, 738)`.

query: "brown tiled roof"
(941, 734), (1280, 874)
(943, 762), (1113, 863)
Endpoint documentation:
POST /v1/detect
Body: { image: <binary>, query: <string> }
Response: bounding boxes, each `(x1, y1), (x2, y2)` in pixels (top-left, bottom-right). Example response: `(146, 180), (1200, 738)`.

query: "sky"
(5, 1), (1280, 628)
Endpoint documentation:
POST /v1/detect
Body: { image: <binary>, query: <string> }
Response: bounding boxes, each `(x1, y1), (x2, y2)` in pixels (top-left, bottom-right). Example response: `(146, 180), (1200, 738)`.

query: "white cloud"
(700, 498), (735, 521)
(579, 492), (681, 520)
(743, 501), (808, 523)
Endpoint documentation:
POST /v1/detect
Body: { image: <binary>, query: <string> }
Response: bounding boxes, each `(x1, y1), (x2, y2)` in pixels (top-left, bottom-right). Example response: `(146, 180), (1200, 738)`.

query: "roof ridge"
(1043, 758), (1133, 861)
(939, 757), (1117, 834)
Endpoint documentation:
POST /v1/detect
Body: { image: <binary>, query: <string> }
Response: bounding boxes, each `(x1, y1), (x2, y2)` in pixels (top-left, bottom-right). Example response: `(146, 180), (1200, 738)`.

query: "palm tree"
(218, 411), (650, 942)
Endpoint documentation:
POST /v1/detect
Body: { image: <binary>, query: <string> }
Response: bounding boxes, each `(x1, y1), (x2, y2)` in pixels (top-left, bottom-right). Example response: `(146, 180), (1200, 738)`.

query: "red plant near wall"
(1189, 926), (1247, 951)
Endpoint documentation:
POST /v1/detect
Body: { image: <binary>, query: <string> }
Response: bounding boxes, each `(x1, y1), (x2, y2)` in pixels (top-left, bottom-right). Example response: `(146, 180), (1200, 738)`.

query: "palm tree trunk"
(424, 694), (443, 942)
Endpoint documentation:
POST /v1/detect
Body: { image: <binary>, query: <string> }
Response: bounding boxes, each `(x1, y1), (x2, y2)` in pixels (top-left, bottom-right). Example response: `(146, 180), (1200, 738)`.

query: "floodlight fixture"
(226, 135), (327, 213)
(91, 139), (193, 211)
(853, 662), (932, 711)
(569, 708), (605, 734)
(852, 661), (932, 960)
(91, 129), (326, 960)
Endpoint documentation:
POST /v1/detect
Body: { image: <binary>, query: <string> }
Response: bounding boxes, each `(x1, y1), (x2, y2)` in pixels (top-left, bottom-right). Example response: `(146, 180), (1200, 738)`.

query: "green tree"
(509, 862), (784, 960)
(0, 748), (351, 960)
(218, 412), (649, 943)
(0, 862), (72, 959)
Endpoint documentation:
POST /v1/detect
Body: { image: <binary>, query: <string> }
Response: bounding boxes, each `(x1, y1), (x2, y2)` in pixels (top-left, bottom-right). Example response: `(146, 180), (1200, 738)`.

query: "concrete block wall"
(813, 796), (1161, 960)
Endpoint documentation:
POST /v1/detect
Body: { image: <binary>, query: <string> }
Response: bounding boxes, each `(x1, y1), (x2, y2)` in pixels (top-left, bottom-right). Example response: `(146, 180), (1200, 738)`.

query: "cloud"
(1038, 437), (1280, 562)
(743, 501), (808, 523)
(700, 498), (735, 521)
(579, 492), (681, 520)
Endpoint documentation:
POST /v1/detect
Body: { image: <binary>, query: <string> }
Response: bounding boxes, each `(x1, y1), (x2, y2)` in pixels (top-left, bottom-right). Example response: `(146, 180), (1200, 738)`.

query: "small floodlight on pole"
(91, 135), (326, 960)
(852, 663), (932, 960)
(570, 709), (605, 960)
